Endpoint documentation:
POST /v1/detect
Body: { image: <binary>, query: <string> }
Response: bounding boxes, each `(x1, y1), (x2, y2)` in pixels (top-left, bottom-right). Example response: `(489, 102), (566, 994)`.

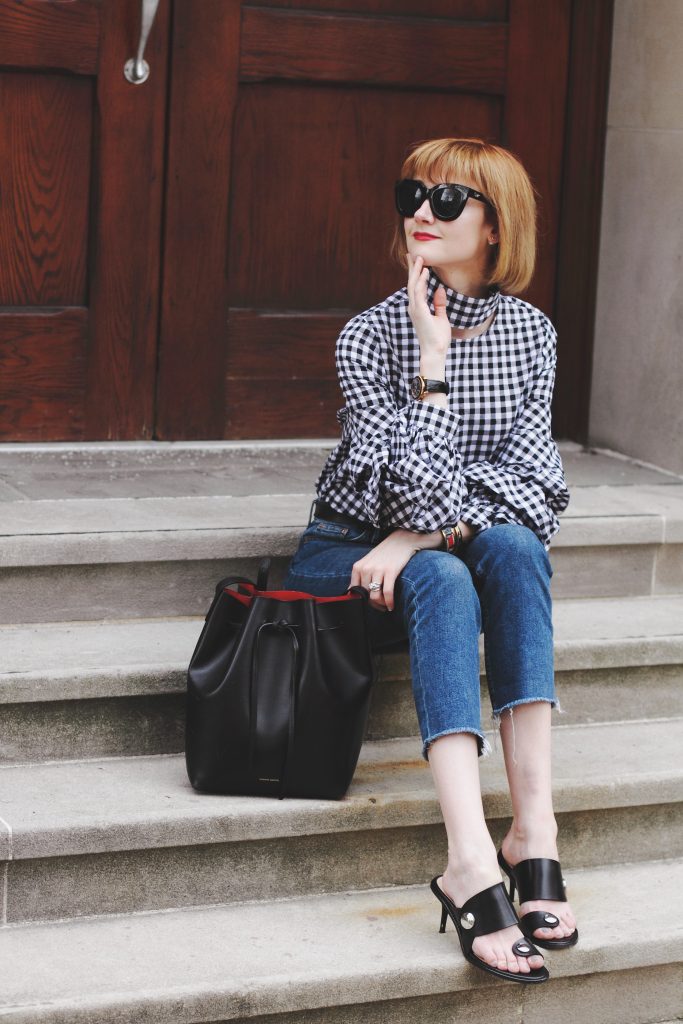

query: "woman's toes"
(474, 932), (545, 973)
(474, 937), (499, 967)
(558, 910), (576, 936)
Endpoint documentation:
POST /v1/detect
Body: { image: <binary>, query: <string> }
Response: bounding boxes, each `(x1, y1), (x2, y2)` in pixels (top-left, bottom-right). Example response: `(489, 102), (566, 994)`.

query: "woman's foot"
(500, 830), (578, 943)
(440, 861), (545, 975)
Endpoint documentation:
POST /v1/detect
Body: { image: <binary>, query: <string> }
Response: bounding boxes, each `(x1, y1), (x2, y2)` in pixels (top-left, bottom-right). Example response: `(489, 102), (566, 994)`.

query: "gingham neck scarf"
(427, 267), (500, 330)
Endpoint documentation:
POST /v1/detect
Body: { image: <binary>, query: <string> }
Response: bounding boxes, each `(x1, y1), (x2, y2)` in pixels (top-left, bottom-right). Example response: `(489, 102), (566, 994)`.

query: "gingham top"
(315, 267), (570, 551)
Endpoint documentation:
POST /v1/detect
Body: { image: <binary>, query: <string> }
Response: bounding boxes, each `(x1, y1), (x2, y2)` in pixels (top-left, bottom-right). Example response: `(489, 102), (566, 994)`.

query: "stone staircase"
(0, 440), (681, 1023)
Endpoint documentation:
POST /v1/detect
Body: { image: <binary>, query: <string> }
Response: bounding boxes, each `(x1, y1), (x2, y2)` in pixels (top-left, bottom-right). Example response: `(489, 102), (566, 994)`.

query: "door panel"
(0, 73), (91, 306)
(0, 0), (169, 441)
(240, 8), (507, 93)
(259, 1), (507, 17)
(0, 0), (100, 72)
(0, 311), (86, 439)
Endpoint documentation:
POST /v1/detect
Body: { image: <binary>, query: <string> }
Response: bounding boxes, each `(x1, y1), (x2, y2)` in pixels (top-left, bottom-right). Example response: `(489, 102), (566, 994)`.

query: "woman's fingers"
(407, 253), (426, 296)
(351, 532), (422, 613)
(433, 284), (447, 319)
(382, 571), (397, 612)
(416, 266), (429, 311)
(350, 559), (389, 611)
(406, 253), (419, 304)
(365, 569), (387, 610)
(349, 564), (364, 590)
(366, 581), (388, 612)
(408, 256), (432, 320)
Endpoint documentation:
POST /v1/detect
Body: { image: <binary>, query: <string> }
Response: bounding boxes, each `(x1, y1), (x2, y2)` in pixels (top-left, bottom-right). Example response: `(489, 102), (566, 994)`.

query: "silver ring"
(368, 581), (382, 592)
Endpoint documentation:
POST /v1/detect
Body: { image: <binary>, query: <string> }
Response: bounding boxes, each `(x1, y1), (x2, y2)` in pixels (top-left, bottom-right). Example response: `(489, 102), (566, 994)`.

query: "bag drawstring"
(249, 619), (300, 800)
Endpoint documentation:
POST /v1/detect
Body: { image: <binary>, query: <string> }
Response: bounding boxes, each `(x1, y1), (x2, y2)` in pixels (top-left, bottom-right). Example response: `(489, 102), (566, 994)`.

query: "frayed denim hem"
(493, 696), (565, 720)
(423, 727), (492, 763)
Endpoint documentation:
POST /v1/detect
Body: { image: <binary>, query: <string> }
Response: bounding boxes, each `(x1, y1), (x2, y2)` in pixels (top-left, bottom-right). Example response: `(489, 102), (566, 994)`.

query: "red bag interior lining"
(227, 584), (358, 606)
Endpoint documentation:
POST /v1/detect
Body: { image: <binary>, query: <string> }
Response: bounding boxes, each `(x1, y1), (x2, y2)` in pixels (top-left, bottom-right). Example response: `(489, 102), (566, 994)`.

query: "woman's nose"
(414, 198), (434, 222)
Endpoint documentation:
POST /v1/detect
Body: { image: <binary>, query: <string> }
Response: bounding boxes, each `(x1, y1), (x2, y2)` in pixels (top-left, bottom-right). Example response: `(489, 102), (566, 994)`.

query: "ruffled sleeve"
(458, 317), (570, 550)
(316, 316), (464, 532)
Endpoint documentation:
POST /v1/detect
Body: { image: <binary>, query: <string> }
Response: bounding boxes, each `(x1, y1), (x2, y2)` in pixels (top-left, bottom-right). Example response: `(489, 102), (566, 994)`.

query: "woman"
(283, 138), (577, 983)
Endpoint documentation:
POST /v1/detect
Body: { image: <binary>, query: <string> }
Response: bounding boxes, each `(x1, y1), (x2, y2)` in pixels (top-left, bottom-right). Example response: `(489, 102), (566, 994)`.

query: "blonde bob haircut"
(391, 138), (538, 295)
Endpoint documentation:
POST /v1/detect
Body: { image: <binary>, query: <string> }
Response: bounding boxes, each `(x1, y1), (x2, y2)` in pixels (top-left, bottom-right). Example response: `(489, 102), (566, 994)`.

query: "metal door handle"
(124, 0), (161, 84)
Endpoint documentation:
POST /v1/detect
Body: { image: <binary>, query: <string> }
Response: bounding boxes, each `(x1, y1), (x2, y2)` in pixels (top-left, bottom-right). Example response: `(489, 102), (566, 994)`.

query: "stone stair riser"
(0, 694), (185, 763)
(2, 544), (682, 624)
(1, 665), (681, 764)
(0, 936), (680, 1024)
(210, 964), (683, 1024)
(0, 559), (289, 625)
(551, 543), (682, 599)
(5, 801), (681, 924)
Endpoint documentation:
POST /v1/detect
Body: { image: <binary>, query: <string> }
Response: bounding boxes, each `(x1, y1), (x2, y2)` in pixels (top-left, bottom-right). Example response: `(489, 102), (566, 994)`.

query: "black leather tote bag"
(185, 558), (374, 800)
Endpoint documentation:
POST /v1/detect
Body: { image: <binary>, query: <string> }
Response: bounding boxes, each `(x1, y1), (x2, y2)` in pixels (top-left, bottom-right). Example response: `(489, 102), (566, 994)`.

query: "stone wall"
(589, 0), (683, 474)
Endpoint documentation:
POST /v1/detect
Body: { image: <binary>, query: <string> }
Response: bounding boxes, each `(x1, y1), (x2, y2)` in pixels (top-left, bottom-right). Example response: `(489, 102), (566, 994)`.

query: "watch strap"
(421, 377), (449, 395)
(411, 375), (449, 400)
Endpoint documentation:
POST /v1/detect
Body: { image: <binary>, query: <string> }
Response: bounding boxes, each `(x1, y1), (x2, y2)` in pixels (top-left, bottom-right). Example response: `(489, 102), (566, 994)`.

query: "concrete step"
(0, 719), (681, 923)
(1, 594), (681, 762)
(1, 443), (682, 622)
(0, 858), (680, 1024)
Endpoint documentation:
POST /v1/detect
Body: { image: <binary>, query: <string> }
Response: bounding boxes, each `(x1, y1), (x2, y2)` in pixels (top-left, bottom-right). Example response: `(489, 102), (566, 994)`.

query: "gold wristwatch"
(409, 375), (449, 401)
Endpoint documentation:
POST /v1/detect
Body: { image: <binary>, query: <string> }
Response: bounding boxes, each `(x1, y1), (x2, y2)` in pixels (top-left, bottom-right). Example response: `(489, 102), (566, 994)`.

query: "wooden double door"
(0, 0), (612, 442)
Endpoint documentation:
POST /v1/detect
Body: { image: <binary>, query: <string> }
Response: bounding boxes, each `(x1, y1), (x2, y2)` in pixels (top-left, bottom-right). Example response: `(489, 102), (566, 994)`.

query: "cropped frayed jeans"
(283, 506), (557, 761)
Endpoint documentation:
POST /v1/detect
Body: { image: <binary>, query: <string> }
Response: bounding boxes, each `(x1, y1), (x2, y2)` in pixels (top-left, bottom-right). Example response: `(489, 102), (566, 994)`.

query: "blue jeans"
(283, 505), (557, 761)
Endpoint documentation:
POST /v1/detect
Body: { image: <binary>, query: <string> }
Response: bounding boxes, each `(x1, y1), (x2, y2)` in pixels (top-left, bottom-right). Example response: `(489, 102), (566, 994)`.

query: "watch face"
(409, 376), (423, 399)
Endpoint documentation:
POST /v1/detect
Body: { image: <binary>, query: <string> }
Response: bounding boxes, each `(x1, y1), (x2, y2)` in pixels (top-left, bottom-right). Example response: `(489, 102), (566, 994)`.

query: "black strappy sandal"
(497, 850), (579, 950)
(430, 876), (549, 984)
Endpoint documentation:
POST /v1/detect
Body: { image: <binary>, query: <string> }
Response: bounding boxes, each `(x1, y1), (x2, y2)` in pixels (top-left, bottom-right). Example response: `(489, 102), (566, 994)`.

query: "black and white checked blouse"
(315, 267), (570, 551)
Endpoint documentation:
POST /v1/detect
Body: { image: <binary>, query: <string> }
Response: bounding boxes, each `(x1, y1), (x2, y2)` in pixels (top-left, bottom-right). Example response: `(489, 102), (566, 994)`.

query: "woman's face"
(403, 174), (497, 280)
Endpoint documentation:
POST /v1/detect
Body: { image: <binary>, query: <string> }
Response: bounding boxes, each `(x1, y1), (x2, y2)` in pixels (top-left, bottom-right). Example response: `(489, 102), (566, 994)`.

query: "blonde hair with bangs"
(391, 138), (538, 295)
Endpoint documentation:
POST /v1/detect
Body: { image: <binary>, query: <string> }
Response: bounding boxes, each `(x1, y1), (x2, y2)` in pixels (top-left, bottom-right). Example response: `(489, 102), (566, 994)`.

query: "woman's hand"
(349, 521), (477, 612)
(350, 527), (447, 611)
(406, 254), (451, 360)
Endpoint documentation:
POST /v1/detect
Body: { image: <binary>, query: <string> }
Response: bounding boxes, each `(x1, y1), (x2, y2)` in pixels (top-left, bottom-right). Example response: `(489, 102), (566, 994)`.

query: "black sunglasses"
(395, 178), (494, 221)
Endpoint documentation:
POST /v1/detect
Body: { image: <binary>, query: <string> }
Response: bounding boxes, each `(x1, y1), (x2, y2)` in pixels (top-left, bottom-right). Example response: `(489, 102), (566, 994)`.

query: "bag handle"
(249, 617), (299, 800)
(208, 557), (272, 611)
(256, 557), (271, 591)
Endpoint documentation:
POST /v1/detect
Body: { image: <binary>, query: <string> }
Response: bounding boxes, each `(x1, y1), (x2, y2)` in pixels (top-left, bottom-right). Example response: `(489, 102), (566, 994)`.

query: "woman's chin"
(408, 245), (435, 264)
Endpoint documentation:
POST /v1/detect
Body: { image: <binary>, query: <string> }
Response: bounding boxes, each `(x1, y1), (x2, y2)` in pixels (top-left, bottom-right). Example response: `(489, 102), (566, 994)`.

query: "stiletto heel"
(497, 849), (579, 950)
(430, 875), (548, 984)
